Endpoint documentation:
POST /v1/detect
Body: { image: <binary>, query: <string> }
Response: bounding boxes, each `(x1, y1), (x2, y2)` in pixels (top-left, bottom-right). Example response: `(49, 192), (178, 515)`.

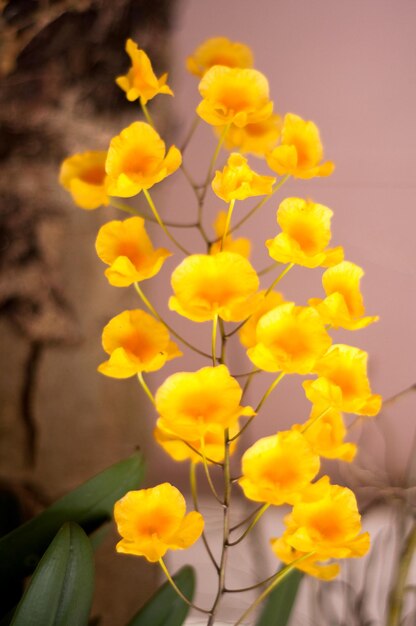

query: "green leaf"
(11, 523), (94, 626)
(127, 565), (196, 626)
(255, 569), (303, 626)
(0, 451), (145, 585)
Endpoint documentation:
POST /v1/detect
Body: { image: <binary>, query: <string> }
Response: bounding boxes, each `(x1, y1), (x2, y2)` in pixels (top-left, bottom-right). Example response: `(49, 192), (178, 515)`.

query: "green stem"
(229, 174), (290, 235)
(183, 441), (223, 467)
(158, 557), (211, 614)
(180, 115), (201, 152)
(200, 439), (222, 504)
(207, 428), (231, 626)
(265, 263), (294, 295)
(200, 123), (231, 208)
(110, 199), (138, 216)
(134, 282), (210, 359)
(258, 261), (282, 277)
(221, 199), (236, 250)
(143, 188), (191, 255)
(227, 503), (270, 546)
(230, 504), (266, 532)
(224, 570), (283, 593)
(387, 523), (416, 626)
(110, 199), (197, 228)
(137, 372), (155, 406)
(230, 372), (285, 443)
(256, 372), (285, 413)
(233, 553), (314, 626)
(212, 313), (218, 366)
(301, 406), (331, 432)
(190, 462), (219, 572)
(141, 100), (154, 127)
(219, 318), (227, 364)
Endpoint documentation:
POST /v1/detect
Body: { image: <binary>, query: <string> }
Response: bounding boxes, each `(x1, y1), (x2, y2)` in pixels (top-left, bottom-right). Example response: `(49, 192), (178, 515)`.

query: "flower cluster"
(60, 35), (381, 622)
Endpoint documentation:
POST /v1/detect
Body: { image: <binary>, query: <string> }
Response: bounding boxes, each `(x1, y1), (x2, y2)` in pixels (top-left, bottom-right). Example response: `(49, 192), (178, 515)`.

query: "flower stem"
(141, 100), (154, 127)
(207, 428), (231, 625)
(301, 406), (331, 432)
(212, 313), (218, 366)
(134, 282), (211, 359)
(137, 372), (155, 406)
(190, 462), (220, 572)
(233, 554), (314, 626)
(200, 123), (230, 205)
(181, 115), (201, 152)
(258, 261), (282, 276)
(201, 440), (222, 504)
(221, 199), (236, 250)
(230, 372), (285, 443)
(110, 199), (197, 228)
(158, 557), (211, 614)
(229, 174), (290, 235)
(256, 372), (285, 413)
(265, 263), (294, 295)
(227, 503), (270, 546)
(387, 522), (416, 626)
(143, 188), (191, 255)
(230, 504), (266, 532)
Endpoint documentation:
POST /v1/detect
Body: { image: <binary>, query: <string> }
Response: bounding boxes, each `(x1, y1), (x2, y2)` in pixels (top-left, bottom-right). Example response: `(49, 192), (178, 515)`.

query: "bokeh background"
(1, 0), (415, 624)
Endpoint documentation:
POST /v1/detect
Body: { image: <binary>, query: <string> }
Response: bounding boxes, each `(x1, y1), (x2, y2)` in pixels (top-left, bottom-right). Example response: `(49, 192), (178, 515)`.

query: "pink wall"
(145, 0), (416, 486)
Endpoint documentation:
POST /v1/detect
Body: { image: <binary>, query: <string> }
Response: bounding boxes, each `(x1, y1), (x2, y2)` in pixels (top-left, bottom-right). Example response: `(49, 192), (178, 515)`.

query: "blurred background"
(1, 0), (415, 624)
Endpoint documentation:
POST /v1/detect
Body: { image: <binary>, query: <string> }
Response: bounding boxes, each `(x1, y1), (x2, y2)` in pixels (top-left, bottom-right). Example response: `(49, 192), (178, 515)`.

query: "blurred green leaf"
(11, 523), (94, 626)
(0, 451), (145, 585)
(255, 569), (303, 626)
(127, 565), (196, 626)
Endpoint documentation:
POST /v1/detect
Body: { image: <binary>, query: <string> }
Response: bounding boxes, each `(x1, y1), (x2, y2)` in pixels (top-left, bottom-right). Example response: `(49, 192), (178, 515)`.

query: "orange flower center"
(209, 54), (238, 67)
(124, 329), (160, 361)
(262, 455), (301, 487)
(116, 241), (146, 268)
(196, 274), (242, 308)
(122, 148), (159, 176)
(136, 508), (176, 537)
(218, 84), (252, 111)
(80, 166), (106, 185)
(272, 321), (314, 359)
(327, 365), (360, 400)
(308, 506), (345, 541)
(287, 218), (321, 254)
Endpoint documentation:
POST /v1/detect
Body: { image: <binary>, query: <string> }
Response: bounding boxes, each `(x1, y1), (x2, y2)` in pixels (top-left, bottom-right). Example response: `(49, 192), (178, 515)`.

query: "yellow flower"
(95, 217), (172, 287)
(197, 66), (273, 128)
(59, 151), (109, 210)
(247, 303), (332, 374)
(105, 122), (181, 197)
(186, 37), (254, 77)
(266, 113), (334, 179)
(95, 217), (171, 287)
(169, 252), (260, 322)
(114, 483), (204, 562)
(155, 365), (255, 440)
(220, 114), (282, 157)
(116, 39), (173, 104)
(238, 290), (285, 349)
(239, 430), (320, 505)
(154, 421), (239, 464)
(209, 211), (251, 257)
(271, 536), (340, 581)
(98, 310), (181, 378)
(309, 261), (379, 330)
(294, 404), (357, 462)
(266, 198), (344, 268)
(212, 153), (275, 202)
(282, 479), (370, 561)
(303, 344), (382, 416)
